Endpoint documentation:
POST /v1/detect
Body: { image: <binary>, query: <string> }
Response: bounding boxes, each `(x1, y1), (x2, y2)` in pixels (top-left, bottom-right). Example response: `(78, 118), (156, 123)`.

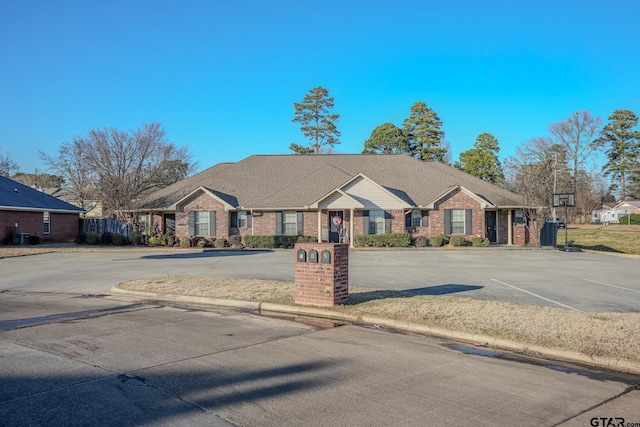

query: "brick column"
(294, 243), (349, 307)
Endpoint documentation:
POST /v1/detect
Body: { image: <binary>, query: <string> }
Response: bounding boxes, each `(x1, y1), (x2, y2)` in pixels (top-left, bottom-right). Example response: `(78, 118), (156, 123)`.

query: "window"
(451, 209), (465, 234)
(135, 213), (149, 234)
(238, 211), (251, 228)
(43, 212), (50, 234)
(411, 210), (423, 227)
(282, 211), (297, 235)
(514, 209), (524, 225)
(444, 209), (472, 235)
(369, 210), (385, 234)
(194, 211), (210, 236)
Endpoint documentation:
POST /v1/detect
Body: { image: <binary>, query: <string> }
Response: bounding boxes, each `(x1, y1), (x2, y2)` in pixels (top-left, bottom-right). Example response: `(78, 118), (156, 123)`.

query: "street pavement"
(1, 248), (639, 312)
(1, 291), (639, 426)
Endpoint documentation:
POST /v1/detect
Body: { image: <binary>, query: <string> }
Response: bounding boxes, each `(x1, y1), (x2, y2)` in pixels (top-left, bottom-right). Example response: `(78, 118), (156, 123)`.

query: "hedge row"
(355, 233), (412, 247)
(243, 235), (316, 249)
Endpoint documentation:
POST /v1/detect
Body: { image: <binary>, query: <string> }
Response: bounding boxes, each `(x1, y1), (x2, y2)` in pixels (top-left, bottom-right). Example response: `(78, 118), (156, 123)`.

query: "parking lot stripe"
(584, 279), (640, 294)
(491, 279), (580, 311)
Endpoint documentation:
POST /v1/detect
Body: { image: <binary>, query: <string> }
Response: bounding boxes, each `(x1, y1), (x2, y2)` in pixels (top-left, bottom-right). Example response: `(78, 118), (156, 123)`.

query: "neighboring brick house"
(0, 176), (84, 244)
(134, 154), (533, 247)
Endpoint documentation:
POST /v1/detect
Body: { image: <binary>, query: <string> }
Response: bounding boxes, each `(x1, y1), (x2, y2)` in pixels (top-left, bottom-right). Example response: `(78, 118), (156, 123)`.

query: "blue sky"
(1, 0), (639, 174)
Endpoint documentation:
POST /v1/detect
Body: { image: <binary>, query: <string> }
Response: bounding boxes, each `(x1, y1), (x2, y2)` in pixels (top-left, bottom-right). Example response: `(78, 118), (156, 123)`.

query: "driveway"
(1, 291), (638, 426)
(1, 248), (639, 312)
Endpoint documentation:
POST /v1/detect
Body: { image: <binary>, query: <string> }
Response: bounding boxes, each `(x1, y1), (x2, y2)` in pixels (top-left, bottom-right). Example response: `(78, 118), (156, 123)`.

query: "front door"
(328, 211), (344, 243)
(485, 211), (497, 243)
(164, 214), (176, 234)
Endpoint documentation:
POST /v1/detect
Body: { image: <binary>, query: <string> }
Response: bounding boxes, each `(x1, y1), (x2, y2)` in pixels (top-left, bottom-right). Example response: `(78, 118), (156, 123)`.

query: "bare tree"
(41, 122), (194, 220)
(0, 151), (19, 177)
(548, 110), (602, 194)
(504, 137), (570, 245)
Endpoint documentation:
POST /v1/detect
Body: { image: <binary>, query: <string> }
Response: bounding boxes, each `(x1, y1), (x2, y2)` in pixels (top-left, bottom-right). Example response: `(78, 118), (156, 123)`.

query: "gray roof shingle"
(0, 176), (84, 213)
(137, 154), (525, 210)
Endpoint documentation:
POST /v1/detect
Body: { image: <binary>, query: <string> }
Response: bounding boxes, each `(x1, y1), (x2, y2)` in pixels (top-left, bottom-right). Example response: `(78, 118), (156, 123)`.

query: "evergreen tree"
(291, 86), (340, 154)
(454, 133), (505, 184)
(402, 102), (446, 162)
(362, 123), (409, 154)
(598, 109), (640, 200)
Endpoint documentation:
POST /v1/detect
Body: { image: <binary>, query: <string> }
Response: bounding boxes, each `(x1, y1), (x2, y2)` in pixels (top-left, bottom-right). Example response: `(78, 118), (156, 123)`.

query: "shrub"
(243, 235), (317, 249)
(131, 233), (143, 245)
(243, 236), (274, 248)
(413, 235), (428, 247)
(148, 235), (167, 246)
(228, 235), (242, 248)
(77, 233), (87, 244)
(180, 237), (192, 248)
(214, 238), (227, 248)
(101, 232), (113, 245)
(429, 236), (445, 247)
(471, 237), (490, 247)
(86, 232), (100, 245)
(449, 236), (467, 247)
(165, 233), (176, 247)
(618, 214), (640, 225)
(195, 237), (208, 248)
(355, 233), (411, 247)
(112, 233), (129, 246)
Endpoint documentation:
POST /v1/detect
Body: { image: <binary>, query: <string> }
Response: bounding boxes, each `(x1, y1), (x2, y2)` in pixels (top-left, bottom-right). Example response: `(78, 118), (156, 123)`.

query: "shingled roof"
(136, 154), (525, 210)
(0, 176), (84, 213)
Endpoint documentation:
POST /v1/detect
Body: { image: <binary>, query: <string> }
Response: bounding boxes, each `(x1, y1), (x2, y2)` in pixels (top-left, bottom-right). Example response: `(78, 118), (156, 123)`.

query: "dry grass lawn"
(118, 276), (640, 369)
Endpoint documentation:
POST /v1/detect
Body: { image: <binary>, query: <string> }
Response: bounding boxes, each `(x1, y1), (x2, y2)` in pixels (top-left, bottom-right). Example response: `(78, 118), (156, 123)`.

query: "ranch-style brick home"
(0, 175), (84, 244)
(134, 154), (534, 247)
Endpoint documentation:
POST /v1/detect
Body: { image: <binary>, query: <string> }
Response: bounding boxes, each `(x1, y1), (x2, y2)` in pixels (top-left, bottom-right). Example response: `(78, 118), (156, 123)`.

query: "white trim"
(424, 185), (496, 209)
(310, 173), (411, 209)
(0, 206), (83, 214)
(173, 186), (235, 211)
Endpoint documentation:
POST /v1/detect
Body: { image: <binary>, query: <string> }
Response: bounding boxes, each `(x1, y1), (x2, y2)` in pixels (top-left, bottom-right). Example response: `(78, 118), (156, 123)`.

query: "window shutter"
(465, 209), (472, 235)
(276, 212), (283, 235)
(362, 210), (369, 235)
(444, 209), (452, 234)
(297, 211), (304, 235)
(247, 213), (252, 228)
(210, 211), (216, 236)
(188, 211), (195, 235)
(405, 212), (411, 227)
(231, 212), (238, 228)
(384, 210), (391, 234)
(421, 211), (429, 227)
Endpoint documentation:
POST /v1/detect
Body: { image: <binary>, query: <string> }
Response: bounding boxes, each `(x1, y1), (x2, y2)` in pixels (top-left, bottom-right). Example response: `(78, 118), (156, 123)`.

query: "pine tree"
(402, 102), (446, 162)
(291, 86), (340, 154)
(454, 133), (505, 184)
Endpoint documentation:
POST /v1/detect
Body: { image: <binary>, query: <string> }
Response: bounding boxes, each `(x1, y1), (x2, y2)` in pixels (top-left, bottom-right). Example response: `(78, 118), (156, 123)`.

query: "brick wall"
(390, 209), (405, 233)
(294, 243), (349, 307)
(431, 189), (484, 238)
(497, 210), (509, 244)
(176, 192), (228, 238)
(1, 210), (79, 243)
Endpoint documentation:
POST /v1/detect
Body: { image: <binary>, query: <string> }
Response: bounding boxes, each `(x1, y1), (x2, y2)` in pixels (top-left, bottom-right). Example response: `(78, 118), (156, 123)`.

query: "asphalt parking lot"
(1, 291), (639, 426)
(1, 247), (639, 312)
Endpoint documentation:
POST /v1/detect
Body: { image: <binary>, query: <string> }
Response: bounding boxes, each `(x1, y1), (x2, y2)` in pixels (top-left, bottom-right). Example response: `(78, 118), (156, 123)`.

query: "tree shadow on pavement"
(347, 284), (483, 305)
(140, 249), (272, 259)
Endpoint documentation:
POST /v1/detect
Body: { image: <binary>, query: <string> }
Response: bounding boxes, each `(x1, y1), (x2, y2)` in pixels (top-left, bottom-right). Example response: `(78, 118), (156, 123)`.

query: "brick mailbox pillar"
(294, 243), (349, 307)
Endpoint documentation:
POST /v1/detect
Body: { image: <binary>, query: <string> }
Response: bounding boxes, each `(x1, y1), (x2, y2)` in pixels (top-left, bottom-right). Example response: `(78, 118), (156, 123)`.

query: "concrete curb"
(109, 286), (640, 375)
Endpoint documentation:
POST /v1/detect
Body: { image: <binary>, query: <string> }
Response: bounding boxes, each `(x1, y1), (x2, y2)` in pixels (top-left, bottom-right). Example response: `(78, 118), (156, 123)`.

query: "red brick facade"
(1, 210), (79, 243)
(162, 191), (534, 246)
(294, 243), (349, 307)
(175, 192), (229, 238)
(430, 189), (485, 239)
